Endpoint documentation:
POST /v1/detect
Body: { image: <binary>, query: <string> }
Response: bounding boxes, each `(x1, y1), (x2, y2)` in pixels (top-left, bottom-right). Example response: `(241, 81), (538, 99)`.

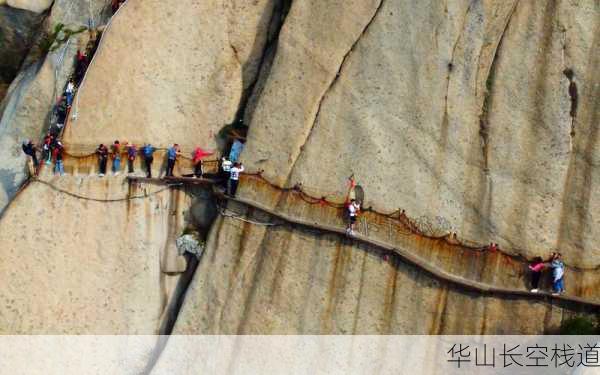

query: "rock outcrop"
(0, 0), (110, 212)
(241, 0), (600, 267)
(0, 173), (191, 333)
(63, 0), (278, 154)
(0, 0), (598, 346)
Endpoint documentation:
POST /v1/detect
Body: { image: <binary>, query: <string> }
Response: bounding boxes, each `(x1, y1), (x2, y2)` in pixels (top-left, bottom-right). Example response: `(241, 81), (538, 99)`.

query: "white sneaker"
(552, 292), (559, 296)
(114, 172), (120, 176)
(530, 289), (538, 293)
(99, 173), (105, 177)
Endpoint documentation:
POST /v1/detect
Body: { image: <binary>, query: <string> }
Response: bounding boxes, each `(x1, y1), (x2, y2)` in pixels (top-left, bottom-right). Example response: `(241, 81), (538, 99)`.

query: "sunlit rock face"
(0, 0), (598, 343)
(62, 0), (278, 154)
(241, 0), (600, 268)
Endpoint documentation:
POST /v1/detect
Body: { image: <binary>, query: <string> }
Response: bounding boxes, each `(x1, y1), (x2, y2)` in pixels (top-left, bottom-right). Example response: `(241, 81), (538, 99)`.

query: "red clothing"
(529, 262), (545, 272)
(192, 147), (213, 164)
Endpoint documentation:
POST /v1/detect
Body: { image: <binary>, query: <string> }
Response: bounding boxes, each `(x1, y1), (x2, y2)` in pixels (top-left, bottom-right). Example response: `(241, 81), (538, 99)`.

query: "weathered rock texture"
(6, 0), (52, 13)
(241, 0), (600, 268)
(0, 173), (190, 333)
(0, 4), (44, 96)
(173, 212), (596, 334)
(0, 0), (598, 342)
(0, 0), (111, 212)
(63, 0), (278, 154)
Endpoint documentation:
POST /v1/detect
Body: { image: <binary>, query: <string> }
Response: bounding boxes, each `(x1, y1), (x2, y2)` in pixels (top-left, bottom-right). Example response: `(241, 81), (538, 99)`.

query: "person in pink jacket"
(528, 256), (545, 293)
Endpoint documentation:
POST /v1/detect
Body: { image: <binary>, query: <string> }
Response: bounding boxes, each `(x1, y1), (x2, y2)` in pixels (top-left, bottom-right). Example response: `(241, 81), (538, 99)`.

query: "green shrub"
(560, 316), (599, 335)
(40, 23), (87, 53)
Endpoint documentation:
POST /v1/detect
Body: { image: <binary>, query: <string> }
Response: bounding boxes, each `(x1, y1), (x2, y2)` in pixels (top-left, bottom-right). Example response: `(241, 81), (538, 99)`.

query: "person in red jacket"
(192, 147), (214, 178)
(528, 256), (545, 293)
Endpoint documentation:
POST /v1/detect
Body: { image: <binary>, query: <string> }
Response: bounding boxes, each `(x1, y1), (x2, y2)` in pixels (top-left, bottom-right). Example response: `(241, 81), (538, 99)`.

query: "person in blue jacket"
(142, 143), (156, 178)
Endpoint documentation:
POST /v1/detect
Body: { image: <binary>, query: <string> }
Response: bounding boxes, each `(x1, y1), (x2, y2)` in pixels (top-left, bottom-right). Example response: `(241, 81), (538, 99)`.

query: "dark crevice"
(563, 68), (578, 137)
(231, 0), (292, 128)
(478, 3), (516, 173)
(442, 1), (472, 137)
(283, 0), (385, 187)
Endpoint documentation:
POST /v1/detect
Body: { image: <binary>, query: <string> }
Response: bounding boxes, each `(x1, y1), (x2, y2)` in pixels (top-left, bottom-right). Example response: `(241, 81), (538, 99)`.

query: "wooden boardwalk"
(128, 176), (600, 309)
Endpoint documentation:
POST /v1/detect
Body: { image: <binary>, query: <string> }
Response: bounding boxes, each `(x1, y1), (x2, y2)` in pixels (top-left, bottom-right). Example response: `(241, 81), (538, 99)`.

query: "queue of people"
(22, 133), (65, 176)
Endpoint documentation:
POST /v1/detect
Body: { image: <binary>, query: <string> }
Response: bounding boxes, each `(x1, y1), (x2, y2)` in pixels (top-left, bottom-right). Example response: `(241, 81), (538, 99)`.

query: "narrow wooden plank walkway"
(128, 176), (600, 309)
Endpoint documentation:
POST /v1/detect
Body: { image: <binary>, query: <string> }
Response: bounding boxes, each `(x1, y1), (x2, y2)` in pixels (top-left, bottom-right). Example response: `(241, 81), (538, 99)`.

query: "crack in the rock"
(563, 68), (578, 137)
(283, 0), (385, 187)
(478, 0), (519, 173)
(232, 0), (293, 126)
(443, 1), (473, 127)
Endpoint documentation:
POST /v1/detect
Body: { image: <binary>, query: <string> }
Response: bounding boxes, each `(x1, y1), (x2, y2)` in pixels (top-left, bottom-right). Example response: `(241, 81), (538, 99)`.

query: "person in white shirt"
(221, 157), (233, 189)
(228, 162), (244, 196)
(346, 199), (360, 236)
(65, 79), (75, 107)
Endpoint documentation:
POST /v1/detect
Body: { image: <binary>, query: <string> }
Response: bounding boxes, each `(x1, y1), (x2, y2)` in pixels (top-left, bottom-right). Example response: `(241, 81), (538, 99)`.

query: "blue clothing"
(167, 147), (177, 160)
(553, 278), (564, 293)
(143, 145), (155, 157)
(229, 140), (244, 162)
(54, 160), (64, 175)
(113, 158), (120, 172)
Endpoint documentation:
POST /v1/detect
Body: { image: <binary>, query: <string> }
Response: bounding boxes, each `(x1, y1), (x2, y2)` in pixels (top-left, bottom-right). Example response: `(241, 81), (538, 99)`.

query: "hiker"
(551, 253), (565, 295)
(112, 140), (121, 175)
(56, 97), (68, 129)
(53, 141), (64, 176)
(22, 140), (39, 172)
(42, 133), (54, 164)
(65, 79), (75, 107)
(96, 143), (108, 176)
(528, 256), (545, 293)
(192, 147), (214, 178)
(228, 162), (244, 196)
(345, 199), (361, 236)
(220, 156), (232, 184)
(166, 144), (180, 177)
(125, 142), (137, 174)
(142, 143), (156, 178)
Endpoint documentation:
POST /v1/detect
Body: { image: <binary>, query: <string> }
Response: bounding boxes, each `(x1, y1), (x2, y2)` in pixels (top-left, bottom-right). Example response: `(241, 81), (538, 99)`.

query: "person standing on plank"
(125, 142), (137, 174)
(112, 140), (121, 175)
(228, 162), (244, 197)
(192, 147), (214, 178)
(96, 144), (109, 176)
(166, 143), (180, 177)
(345, 199), (361, 236)
(142, 143), (156, 178)
(22, 140), (39, 173)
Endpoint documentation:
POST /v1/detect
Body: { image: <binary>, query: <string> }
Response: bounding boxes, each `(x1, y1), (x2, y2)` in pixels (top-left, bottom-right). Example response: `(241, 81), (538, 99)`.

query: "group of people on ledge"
(21, 133), (65, 176)
(94, 141), (244, 196)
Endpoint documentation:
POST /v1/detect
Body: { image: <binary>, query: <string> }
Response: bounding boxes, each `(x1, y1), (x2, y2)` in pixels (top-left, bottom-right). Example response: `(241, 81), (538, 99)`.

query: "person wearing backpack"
(96, 144), (109, 176)
(166, 143), (180, 177)
(22, 140), (39, 171)
(125, 142), (137, 174)
(142, 143), (156, 178)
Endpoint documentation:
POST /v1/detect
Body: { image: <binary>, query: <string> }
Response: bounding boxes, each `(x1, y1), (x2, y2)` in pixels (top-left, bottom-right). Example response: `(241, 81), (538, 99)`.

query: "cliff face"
(241, 0), (600, 265)
(0, 0), (598, 341)
(0, 0), (110, 212)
